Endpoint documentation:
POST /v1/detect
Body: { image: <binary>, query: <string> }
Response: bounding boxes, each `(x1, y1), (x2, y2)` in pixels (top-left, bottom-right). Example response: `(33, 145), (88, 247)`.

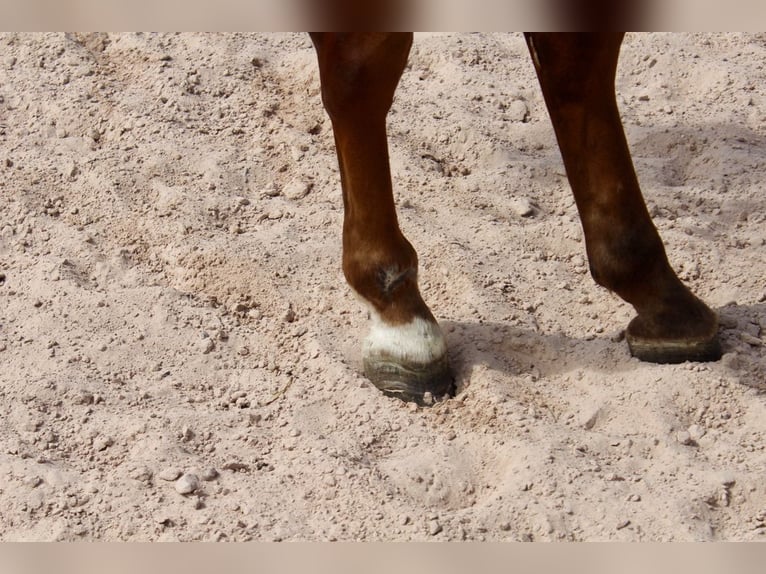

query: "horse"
(309, 33), (722, 404)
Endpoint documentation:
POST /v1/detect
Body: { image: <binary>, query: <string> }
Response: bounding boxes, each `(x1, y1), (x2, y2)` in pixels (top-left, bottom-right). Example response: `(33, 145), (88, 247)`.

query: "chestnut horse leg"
(310, 33), (453, 401)
(526, 33), (721, 362)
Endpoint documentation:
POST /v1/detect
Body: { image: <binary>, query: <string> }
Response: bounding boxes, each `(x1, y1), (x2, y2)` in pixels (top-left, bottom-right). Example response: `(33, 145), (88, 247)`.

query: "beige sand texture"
(1, 32), (765, 541)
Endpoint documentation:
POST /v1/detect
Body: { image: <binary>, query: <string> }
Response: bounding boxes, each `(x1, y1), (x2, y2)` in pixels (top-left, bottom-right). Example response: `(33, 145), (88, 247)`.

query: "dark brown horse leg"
(311, 33), (453, 401)
(526, 33), (721, 363)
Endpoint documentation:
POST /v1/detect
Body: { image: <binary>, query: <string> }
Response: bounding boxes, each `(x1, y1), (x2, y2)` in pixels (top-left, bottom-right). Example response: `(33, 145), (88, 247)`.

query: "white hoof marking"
(363, 313), (447, 366)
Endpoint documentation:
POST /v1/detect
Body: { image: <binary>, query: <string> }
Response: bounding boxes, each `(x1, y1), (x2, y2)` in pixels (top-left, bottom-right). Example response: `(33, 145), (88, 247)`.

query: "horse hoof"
(363, 354), (454, 405)
(626, 317), (722, 364)
(361, 315), (454, 404)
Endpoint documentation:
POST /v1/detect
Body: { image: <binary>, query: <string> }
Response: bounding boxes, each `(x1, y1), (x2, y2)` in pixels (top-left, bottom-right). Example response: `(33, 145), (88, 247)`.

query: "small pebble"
(26, 476), (43, 488)
(222, 461), (250, 472)
(248, 308), (263, 320)
(262, 183), (281, 198)
(23, 418), (42, 432)
(201, 468), (219, 481)
(130, 466), (153, 482)
(175, 473), (200, 495)
(507, 99), (528, 122)
(200, 337), (215, 354)
(158, 468), (182, 481)
(582, 409), (600, 430)
(93, 436), (113, 451)
(509, 197), (537, 218)
(323, 475), (337, 487)
(428, 520), (443, 536)
(180, 426), (194, 441)
(616, 520), (631, 530)
(676, 430), (695, 446)
(688, 424), (707, 441)
(283, 180), (312, 200)
(741, 333), (762, 347)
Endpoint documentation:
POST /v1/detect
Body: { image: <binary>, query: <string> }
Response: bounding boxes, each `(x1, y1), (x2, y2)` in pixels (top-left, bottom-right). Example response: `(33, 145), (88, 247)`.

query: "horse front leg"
(526, 33), (721, 363)
(311, 33), (453, 402)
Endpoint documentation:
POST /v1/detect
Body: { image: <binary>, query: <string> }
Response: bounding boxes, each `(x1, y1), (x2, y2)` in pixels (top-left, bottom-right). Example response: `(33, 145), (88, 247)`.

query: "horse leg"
(311, 33), (453, 401)
(526, 33), (721, 363)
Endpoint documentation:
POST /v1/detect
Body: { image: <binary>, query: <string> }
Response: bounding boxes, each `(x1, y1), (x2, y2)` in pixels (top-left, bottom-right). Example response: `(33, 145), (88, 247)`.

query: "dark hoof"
(363, 354), (454, 405)
(626, 317), (722, 364)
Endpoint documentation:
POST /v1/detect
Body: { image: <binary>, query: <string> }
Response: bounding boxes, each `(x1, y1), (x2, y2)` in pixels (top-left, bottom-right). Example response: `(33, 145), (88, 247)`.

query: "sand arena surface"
(1, 32), (765, 540)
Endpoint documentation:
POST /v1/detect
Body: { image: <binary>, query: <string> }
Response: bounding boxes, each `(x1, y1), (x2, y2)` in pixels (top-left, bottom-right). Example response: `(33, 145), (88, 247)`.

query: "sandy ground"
(1, 32), (765, 541)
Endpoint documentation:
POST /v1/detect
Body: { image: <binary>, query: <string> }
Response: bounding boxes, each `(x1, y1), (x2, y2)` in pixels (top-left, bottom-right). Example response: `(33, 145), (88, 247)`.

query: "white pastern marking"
(363, 312), (447, 365)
